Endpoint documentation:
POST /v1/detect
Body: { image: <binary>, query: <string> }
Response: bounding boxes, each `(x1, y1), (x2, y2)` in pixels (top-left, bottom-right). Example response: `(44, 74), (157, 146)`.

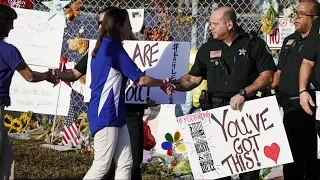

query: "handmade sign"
(84, 40), (190, 104)
(264, 17), (295, 49)
(315, 91), (320, 159)
(176, 96), (293, 179)
(4, 8), (65, 68)
(5, 65), (72, 116)
(0, 0), (34, 9)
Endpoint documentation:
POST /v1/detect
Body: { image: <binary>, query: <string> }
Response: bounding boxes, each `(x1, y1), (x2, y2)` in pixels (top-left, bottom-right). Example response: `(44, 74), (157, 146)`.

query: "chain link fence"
(7, 0), (293, 120)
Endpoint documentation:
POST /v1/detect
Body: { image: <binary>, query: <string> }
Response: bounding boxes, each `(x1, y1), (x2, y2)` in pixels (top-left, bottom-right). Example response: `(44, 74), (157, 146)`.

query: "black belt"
(276, 93), (301, 112)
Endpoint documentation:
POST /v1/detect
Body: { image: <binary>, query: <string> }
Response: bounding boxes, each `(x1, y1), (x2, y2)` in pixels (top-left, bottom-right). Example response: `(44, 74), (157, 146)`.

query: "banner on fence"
(84, 40), (190, 104)
(264, 17), (295, 49)
(4, 8), (65, 67)
(5, 65), (72, 116)
(177, 96), (293, 179)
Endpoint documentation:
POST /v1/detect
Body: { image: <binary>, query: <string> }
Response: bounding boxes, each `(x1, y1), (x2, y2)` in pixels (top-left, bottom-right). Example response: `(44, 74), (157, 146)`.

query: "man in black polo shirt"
(299, 14), (320, 116)
(165, 6), (275, 180)
(51, 7), (146, 180)
(271, 1), (320, 179)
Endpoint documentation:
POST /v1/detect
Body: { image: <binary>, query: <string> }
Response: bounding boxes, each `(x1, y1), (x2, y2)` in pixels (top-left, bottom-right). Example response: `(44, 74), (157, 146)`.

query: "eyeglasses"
(295, 10), (317, 18)
(98, 21), (102, 26)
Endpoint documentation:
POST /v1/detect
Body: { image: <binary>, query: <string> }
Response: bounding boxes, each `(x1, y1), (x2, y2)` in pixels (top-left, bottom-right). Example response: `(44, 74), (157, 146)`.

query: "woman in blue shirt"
(83, 7), (170, 180)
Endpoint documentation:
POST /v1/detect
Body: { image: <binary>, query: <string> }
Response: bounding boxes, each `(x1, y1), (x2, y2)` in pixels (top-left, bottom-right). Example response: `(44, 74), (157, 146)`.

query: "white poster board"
(177, 96), (293, 179)
(4, 8), (65, 68)
(84, 40), (190, 104)
(315, 91), (320, 159)
(127, 9), (144, 33)
(5, 65), (72, 116)
(264, 17), (295, 49)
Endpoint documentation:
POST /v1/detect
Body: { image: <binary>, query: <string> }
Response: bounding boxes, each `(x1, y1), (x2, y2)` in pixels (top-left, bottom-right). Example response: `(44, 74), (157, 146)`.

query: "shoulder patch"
(286, 39), (295, 46)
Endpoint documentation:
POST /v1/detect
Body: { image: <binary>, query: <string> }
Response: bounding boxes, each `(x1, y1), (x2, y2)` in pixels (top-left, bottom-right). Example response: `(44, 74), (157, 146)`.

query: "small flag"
(286, 39), (295, 46)
(62, 93), (80, 147)
(210, 50), (222, 58)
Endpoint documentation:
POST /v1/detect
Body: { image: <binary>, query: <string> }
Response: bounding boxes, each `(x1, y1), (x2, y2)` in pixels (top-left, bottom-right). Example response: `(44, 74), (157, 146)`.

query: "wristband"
(299, 89), (308, 95)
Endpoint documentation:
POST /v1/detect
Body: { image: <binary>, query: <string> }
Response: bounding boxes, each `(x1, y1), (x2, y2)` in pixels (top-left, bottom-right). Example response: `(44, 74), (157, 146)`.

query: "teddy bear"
(67, 37), (88, 54)
(64, 0), (82, 23)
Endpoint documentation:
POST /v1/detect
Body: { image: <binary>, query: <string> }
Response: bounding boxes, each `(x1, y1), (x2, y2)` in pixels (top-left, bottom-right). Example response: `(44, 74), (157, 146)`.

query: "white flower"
(283, 6), (295, 18)
(79, 26), (85, 34)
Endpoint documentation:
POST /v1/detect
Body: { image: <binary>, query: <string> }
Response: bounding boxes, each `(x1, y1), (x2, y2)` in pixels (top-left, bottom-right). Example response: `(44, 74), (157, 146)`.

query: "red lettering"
(269, 28), (280, 44)
(176, 111), (210, 124)
(132, 43), (159, 67)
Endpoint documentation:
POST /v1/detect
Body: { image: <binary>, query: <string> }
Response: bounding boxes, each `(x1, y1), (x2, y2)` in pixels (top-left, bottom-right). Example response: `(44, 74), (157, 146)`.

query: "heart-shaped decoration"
(264, 143), (280, 164)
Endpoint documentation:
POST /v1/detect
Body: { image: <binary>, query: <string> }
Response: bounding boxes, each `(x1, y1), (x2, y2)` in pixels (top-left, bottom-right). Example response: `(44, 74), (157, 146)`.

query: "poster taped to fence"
(264, 17), (295, 49)
(4, 8), (65, 68)
(83, 40), (190, 104)
(176, 96), (293, 179)
(5, 65), (72, 116)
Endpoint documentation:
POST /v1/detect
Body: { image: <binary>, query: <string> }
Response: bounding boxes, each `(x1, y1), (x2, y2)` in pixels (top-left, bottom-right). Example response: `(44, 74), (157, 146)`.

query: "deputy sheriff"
(167, 6), (276, 180)
(270, 0), (320, 179)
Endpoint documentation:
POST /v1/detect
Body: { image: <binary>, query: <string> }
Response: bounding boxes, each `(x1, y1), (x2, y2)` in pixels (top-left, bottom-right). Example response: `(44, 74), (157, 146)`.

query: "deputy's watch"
(239, 89), (247, 99)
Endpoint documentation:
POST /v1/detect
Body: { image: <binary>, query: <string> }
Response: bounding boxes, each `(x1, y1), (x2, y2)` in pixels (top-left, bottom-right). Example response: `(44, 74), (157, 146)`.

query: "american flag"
(62, 97), (80, 147)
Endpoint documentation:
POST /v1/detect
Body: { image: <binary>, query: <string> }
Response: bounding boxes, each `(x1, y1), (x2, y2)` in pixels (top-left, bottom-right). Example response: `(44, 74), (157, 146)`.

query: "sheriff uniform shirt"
(189, 27), (276, 99)
(277, 32), (317, 97)
(300, 17), (320, 83)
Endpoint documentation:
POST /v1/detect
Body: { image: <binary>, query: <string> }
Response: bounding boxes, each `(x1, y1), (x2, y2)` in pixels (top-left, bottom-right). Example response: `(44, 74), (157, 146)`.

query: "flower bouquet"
(4, 111), (33, 133)
(283, 5), (297, 23)
(258, 0), (279, 34)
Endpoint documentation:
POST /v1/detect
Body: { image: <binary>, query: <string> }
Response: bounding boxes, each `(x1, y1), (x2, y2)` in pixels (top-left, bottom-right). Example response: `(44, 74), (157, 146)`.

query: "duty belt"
(199, 90), (230, 111)
(276, 93), (302, 113)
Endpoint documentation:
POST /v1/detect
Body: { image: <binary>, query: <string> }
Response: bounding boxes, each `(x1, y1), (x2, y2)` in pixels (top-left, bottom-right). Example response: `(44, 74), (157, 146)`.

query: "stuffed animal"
(64, 0), (82, 23)
(67, 37), (88, 54)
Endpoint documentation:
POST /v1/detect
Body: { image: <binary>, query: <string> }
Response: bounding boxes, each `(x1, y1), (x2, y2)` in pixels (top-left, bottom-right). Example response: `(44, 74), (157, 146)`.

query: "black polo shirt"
(74, 52), (147, 114)
(277, 32), (317, 97)
(189, 27), (276, 98)
(74, 53), (88, 75)
(300, 18), (320, 84)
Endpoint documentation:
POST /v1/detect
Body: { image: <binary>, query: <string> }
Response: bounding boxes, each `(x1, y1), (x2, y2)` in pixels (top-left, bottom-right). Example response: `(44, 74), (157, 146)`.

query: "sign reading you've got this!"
(177, 96), (293, 179)
(84, 40), (190, 104)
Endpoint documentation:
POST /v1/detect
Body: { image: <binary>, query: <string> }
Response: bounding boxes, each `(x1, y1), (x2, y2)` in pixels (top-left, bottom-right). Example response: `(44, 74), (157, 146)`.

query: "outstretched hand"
(161, 78), (176, 95)
(46, 69), (58, 84)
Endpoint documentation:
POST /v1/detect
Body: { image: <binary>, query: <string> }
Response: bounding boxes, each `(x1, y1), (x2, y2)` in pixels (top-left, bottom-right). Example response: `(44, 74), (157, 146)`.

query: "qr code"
(200, 160), (216, 173)
(198, 151), (213, 162)
(194, 141), (210, 154)
(188, 121), (205, 138)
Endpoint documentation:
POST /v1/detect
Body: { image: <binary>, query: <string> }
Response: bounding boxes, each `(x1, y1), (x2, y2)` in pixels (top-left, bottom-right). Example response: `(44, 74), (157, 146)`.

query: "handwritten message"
(4, 8), (65, 68)
(177, 96), (293, 179)
(5, 65), (72, 116)
(84, 40), (190, 104)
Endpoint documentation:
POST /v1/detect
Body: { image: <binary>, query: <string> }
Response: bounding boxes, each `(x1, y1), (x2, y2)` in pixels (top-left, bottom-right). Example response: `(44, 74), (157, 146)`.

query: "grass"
(11, 138), (172, 180)
(11, 138), (282, 180)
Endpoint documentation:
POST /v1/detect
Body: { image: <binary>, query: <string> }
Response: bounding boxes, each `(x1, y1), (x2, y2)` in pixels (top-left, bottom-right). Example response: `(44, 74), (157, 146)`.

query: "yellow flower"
(19, 113), (30, 123)
(11, 118), (23, 132)
(4, 114), (13, 128)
